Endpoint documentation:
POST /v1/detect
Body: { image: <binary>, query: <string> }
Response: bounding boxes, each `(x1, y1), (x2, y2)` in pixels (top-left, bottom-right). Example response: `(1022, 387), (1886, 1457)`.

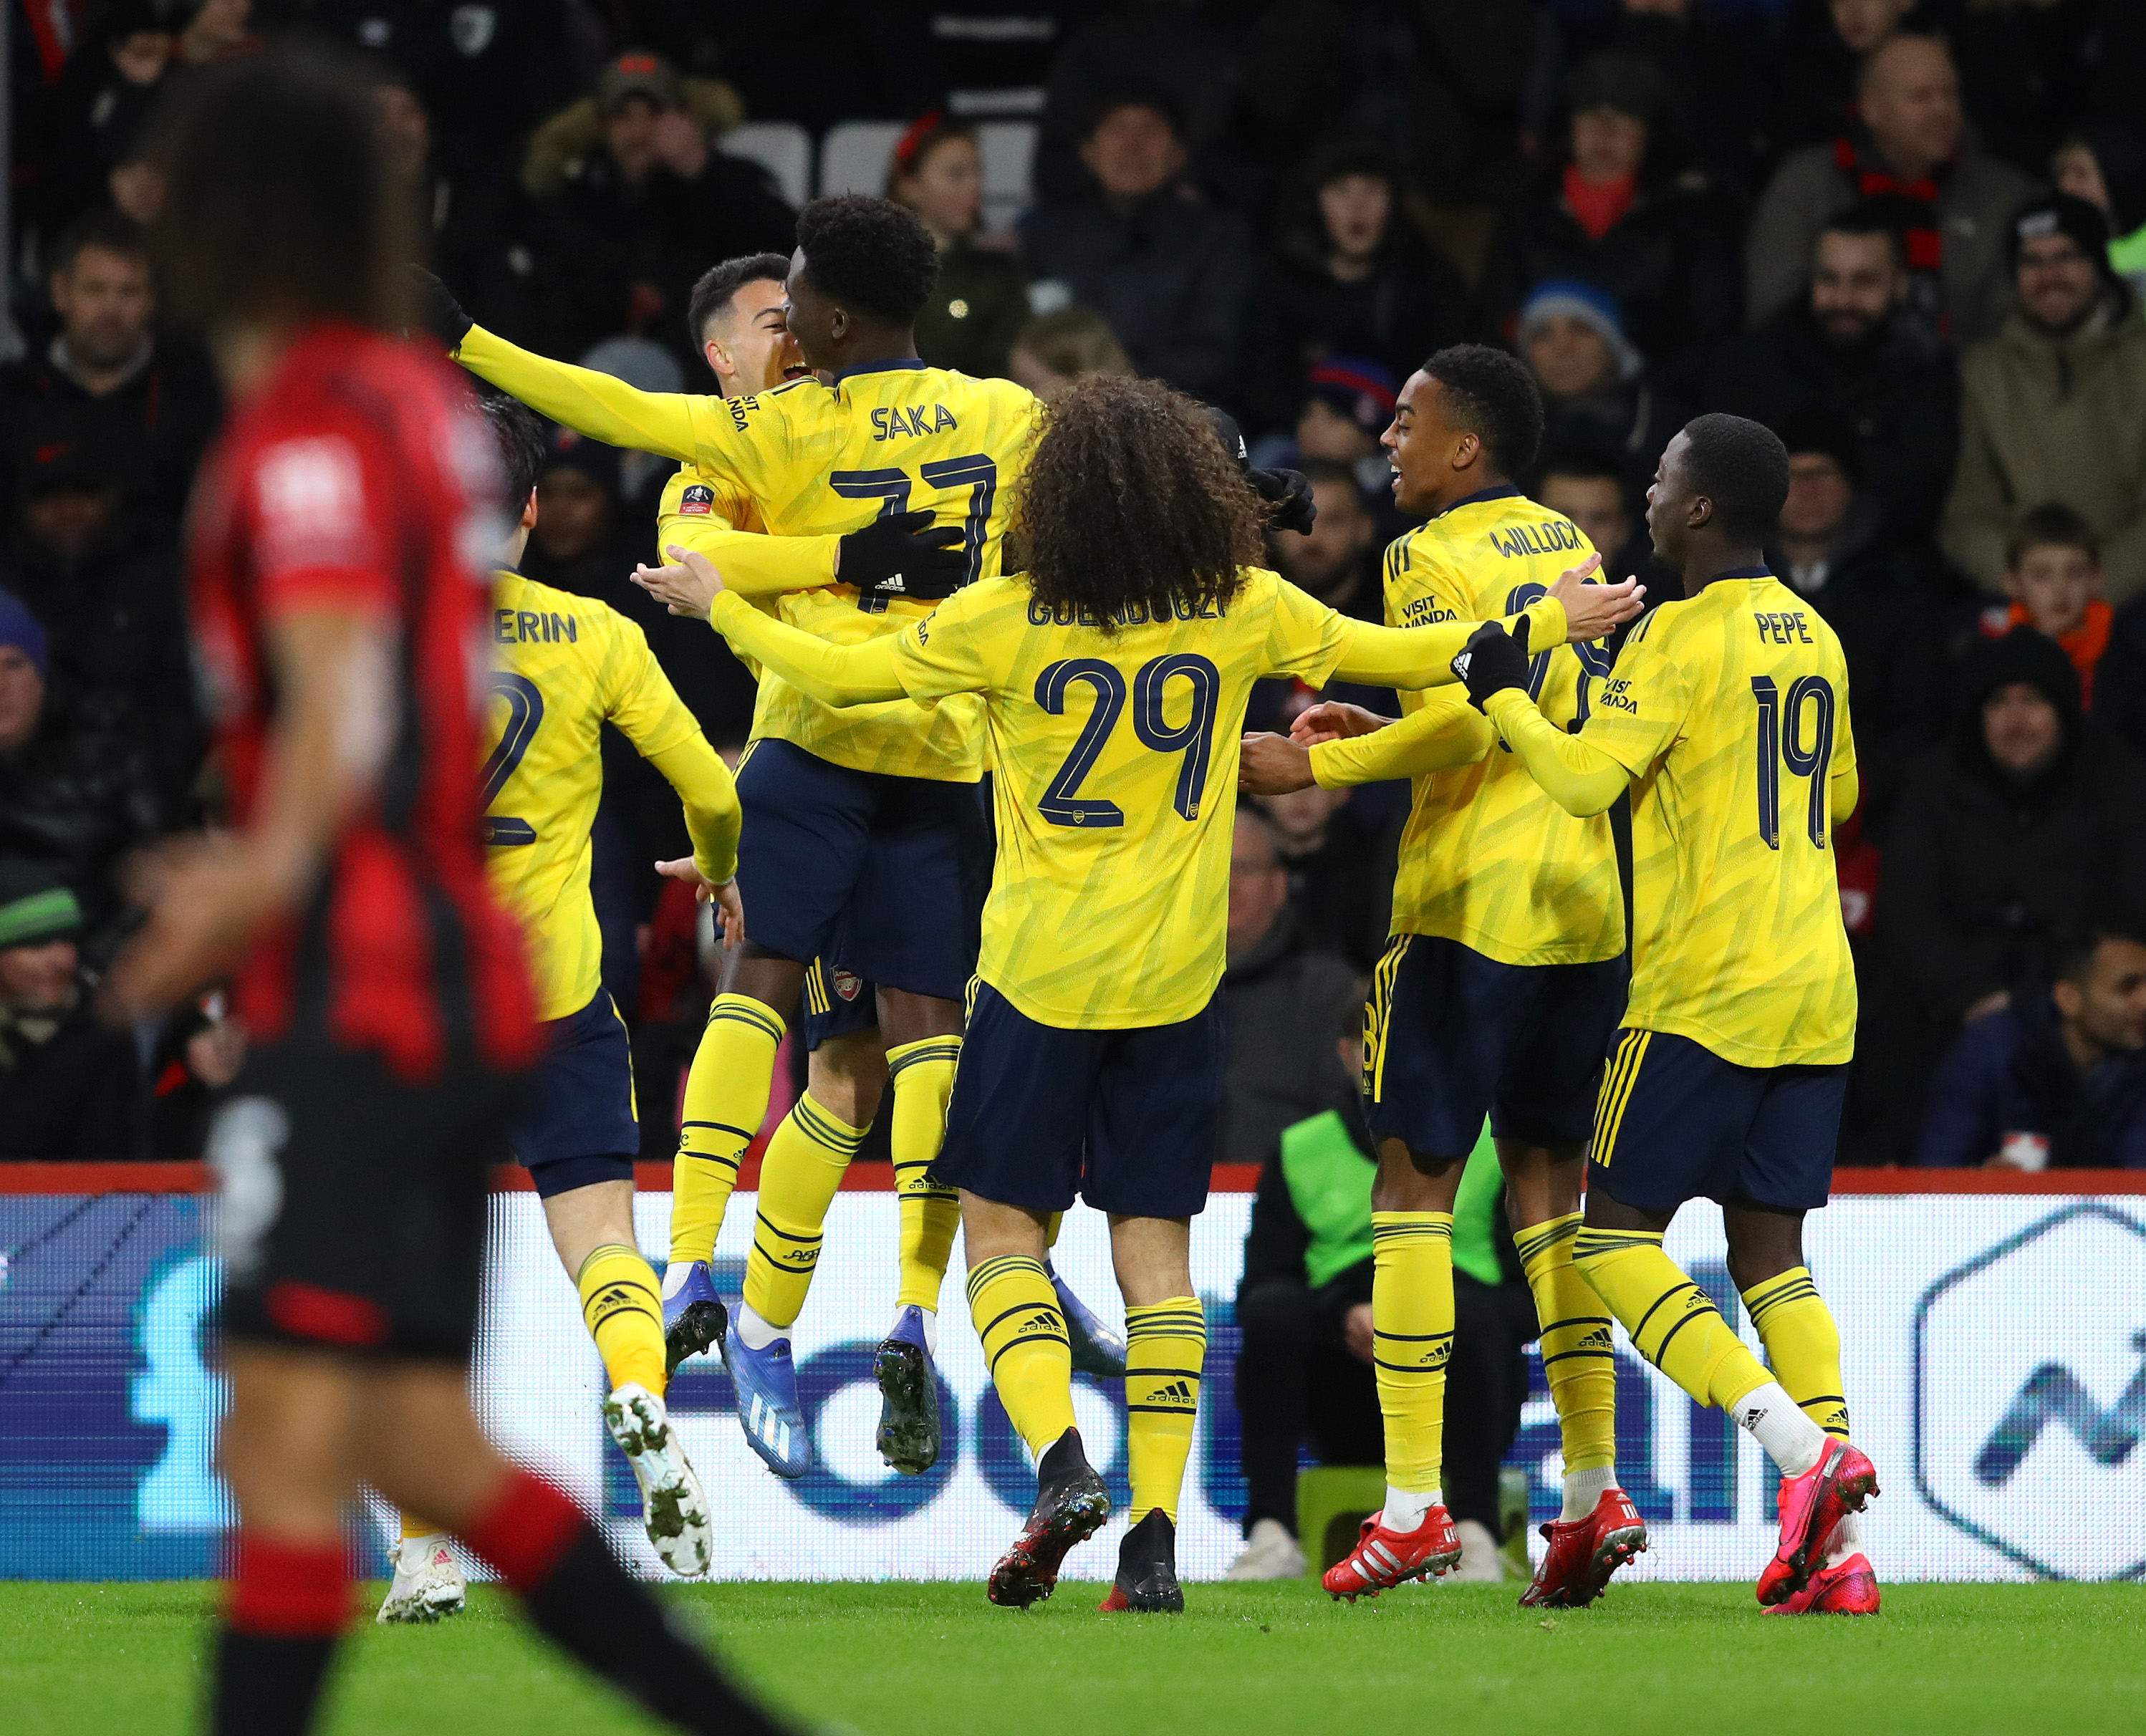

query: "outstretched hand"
(408, 266), (473, 347)
(1238, 731), (1317, 794)
(1290, 700), (1391, 746)
(1546, 552), (1645, 642)
(655, 857), (745, 949)
(1452, 616), (1533, 712)
(632, 545), (728, 619)
(839, 508), (967, 604)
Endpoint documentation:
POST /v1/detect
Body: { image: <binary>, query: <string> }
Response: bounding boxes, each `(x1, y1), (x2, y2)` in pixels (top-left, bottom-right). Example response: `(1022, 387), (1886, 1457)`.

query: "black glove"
(1250, 466), (1317, 535)
(1453, 615), (1532, 712)
(840, 509), (966, 606)
(409, 266), (473, 348)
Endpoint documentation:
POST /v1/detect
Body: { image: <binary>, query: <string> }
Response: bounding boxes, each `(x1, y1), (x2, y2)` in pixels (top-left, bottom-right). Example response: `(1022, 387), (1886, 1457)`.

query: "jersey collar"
(831, 356), (930, 384)
(1703, 563), (1774, 587)
(1433, 483), (1521, 517)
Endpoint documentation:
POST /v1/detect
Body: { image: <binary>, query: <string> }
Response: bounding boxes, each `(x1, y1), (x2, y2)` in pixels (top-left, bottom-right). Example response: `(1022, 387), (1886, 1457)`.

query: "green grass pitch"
(4, 1579), (2141, 1735)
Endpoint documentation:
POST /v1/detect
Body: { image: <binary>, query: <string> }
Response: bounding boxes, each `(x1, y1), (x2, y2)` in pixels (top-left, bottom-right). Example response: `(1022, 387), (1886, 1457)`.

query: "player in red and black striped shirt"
(108, 52), (788, 1736)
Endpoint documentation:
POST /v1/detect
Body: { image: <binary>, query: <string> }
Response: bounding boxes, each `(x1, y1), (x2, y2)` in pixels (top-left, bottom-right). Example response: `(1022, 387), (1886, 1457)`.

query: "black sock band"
(211, 1630), (338, 1736)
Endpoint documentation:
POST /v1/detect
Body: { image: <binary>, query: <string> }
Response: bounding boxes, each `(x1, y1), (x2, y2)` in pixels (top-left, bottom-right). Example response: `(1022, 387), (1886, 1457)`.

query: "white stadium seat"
(721, 121), (814, 210)
(818, 120), (906, 199)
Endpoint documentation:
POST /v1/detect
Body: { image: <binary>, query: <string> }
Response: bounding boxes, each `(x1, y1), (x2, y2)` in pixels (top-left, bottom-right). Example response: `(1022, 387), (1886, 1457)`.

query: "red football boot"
(1518, 1486), (1648, 1609)
(1757, 1440), (1879, 1606)
(1764, 1551), (1881, 1616)
(1322, 1505), (1461, 1601)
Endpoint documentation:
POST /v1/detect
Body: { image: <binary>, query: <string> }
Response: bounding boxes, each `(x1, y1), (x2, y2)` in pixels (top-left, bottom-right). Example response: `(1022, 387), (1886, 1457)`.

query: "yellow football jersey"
(1578, 571), (1858, 1066)
(654, 462), (981, 781)
(887, 569), (1361, 1028)
(485, 569), (737, 1021)
(457, 327), (1043, 781)
(1371, 488), (1624, 965)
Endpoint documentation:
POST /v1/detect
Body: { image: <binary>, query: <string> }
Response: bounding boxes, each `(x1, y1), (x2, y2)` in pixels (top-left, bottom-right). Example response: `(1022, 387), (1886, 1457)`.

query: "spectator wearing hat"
(1941, 195), (2146, 604)
(1491, 49), (1743, 385)
(1747, 32), (2039, 344)
(1241, 140), (1476, 438)
(887, 112), (1031, 380)
(0, 855), (145, 1159)
(524, 50), (795, 369)
(1763, 413), (1948, 824)
(0, 208), (220, 531)
(1516, 280), (1687, 518)
(1248, 358), (1402, 533)
(1021, 91), (1255, 406)
(1864, 627), (2146, 1159)
(0, 588), (171, 941)
(1705, 198), (1960, 541)
(1916, 925), (2146, 1173)
(2051, 120), (2146, 303)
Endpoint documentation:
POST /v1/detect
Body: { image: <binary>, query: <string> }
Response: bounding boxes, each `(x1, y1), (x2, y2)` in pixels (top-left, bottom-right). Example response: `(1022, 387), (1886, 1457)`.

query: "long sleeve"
(1913, 1021), (2003, 1167)
(660, 515), (840, 597)
(1481, 688), (1632, 815)
(1327, 595), (1569, 688)
(1830, 765), (1860, 831)
(643, 734), (741, 886)
(456, 324), (703, 460)
(1309, 693), (1492, 788)
(706, 590), (910, 704)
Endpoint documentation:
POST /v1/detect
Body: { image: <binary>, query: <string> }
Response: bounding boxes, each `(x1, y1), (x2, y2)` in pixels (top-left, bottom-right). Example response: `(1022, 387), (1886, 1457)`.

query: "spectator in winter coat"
(1705, 199), (1960, 539)
(1940, 196), (2146, 603)
(1221, 807), (1361, 1165)
(887, 112), (1031, 381)
(1746, 33), (2039, 343)
(1242, 139), (1475, 438)
(0, 857), (143, 1159)
(1490, 49), (1742, 387)
(1021, 92), (1255, 406)
(1516, 280), (1688, 519)
(1866, 627), (2146, 1159)
(1917, 927), (2146, 1171)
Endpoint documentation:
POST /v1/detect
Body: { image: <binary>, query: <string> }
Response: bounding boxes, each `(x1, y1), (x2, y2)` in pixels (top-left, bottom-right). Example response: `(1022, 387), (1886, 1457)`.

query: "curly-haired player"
(632, 373), (1643, 1612)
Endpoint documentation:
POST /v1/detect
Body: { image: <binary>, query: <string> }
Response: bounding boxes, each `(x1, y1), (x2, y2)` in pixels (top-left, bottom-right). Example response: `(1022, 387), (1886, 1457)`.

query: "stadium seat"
(723, 121), (814, 210)
(976, 121), (1036, 231)
(818, 120), (906, 198)
(1294, 1465), (1387, 1578)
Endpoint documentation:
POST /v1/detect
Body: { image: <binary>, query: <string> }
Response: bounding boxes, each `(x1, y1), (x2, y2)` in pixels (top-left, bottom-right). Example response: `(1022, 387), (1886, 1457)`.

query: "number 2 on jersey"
(1750, 674), (1835, 850)
(1034, 654), (1221, 826)
(481, 672), (543, 847)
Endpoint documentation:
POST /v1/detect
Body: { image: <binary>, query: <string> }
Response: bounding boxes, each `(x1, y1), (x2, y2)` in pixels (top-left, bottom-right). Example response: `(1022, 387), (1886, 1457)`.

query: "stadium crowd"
(1, 0), (2144, 1177)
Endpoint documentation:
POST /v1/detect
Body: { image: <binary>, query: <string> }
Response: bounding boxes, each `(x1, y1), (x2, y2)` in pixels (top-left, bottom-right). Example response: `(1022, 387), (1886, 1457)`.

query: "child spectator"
(1981, 505), (2114, 708)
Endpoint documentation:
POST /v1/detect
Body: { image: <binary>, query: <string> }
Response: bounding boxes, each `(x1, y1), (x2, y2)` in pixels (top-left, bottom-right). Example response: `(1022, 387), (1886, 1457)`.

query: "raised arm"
(1479, 688), (1631, 815)
(1310, 692), (1493, 787)
(456, 324), (703, 461)
(704, 591), (908, 705)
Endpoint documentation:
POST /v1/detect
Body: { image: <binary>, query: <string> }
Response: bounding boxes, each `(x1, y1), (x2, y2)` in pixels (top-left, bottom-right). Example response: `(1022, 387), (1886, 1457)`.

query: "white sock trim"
(1383, 1485), (1439, 1531)
(1732, 1381), (1827, 1477)
(736, 1301), (783, 1351)
(1828, 1509), (1864, 1567)
(1560, 1462), (1621, 1523)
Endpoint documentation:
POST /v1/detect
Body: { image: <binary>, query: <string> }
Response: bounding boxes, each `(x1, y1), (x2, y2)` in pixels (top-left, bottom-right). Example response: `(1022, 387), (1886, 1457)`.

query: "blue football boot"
(873, 1304), (942, 1475)
(1049, 1259), (1129, 1379)
(660, 1259), (728, 1378)
(726, 1321), (812, 1478)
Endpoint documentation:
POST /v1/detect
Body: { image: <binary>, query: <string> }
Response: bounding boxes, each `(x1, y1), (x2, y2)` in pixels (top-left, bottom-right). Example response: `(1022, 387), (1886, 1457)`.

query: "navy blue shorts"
(1362, 934), (1628, 1154)
(802, 955), (880, 1051)
(1588, 1028), (1847, 1214)
(508, 993), (639, 1198)
(733, 738), (987, 1003)
(933, 981), (1223, 1218)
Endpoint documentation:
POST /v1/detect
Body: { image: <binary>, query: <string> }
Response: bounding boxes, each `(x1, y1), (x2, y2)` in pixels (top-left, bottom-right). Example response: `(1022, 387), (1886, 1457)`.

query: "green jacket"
(1278, 1110), (1503, 1289)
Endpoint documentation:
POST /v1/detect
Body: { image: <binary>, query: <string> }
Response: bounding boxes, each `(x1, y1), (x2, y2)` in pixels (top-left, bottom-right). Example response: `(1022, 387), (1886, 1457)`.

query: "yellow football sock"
(578, 1241), (668, 1397)
(887, 1036), (961, 1313)
(740, 1093), (865, 1331)
(1515, 1212), (1618, 1474)
(1575, 1228), (1771, 1411)
(1046, 1211), (1064, 1248)
(1371, 1211), (1453, 1494)
(1125, 1297), (1205, 1523)
(966, 1253), (1075, 1455)
(1743, 1265), (1850, 1440)
(668, 994), (784, 1266)
(399, 1510), (440, 1542)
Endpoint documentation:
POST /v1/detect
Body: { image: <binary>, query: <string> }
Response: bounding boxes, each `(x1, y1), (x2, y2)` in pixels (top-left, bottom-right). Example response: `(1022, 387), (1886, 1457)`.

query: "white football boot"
(375, 1533), (466, 1624)
(603, 1382), (713, 1577)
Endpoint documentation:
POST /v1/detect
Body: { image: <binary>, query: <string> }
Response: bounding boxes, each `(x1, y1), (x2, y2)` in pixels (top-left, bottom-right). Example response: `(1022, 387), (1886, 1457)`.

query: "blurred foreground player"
(380, 395), (740, 1621)
(634, 375), (1643, 1611)
(1454, 414), (1880, 1613)
(108, 54), (791, 1734)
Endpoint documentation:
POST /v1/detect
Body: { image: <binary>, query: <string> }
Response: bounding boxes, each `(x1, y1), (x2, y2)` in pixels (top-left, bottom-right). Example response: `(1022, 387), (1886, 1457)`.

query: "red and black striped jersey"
(188, 322), (537, 1080)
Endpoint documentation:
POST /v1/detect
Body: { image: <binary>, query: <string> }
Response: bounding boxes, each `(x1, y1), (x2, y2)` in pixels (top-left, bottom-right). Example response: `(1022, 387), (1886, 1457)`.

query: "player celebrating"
(378, 395), (736, 1621)
(1238, 347), (1640, 1606)
(1453, 413), (1880, 1614)
(632, 375), (1645, 1611)
(111, 52), (789, 1735)
(422, 211), (1122, 1482)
